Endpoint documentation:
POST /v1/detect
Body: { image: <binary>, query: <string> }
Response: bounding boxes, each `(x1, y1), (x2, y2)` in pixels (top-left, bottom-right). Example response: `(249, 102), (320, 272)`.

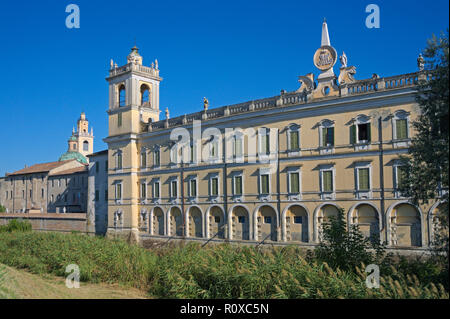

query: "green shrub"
(0, 205), (6, 213)
(313, 208), (387, 272)
(0, 219), (32, 233)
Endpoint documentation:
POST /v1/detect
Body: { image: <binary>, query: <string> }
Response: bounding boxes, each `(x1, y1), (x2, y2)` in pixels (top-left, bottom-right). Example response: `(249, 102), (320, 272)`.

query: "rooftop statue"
(203, 97), (209, 111)
(339, 51), (347, 68)
(417, 53), (425, 71)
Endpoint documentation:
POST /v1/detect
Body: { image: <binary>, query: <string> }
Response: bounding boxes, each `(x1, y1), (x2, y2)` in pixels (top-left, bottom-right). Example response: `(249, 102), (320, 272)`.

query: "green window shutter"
(155, 150), (160, 166)
(323, 171), (333, 192)
(141, 183), (146, 198)
(190, 145), (194, 162)
(117, 154), (122, 169)
(212, 178), (218, 196)
(358, 168), (370, 190)
(261, 175), (269, 194)
(350, 125), (356, 144)
(396, 119), (407, 139)
(235, 176), (242, 195)
(190, 180), (197, 197)
(397, 166), (406, 188)
(322, 127), (327, 146)
(154, 182), (160, 198)
(290, 172), (299, 193)
(290, 131), (299, 150)
(264, 134), (270, 154)
(235, 138), (243, 157)
(367, 124), (371, 142)
(172, 181), (177, 197)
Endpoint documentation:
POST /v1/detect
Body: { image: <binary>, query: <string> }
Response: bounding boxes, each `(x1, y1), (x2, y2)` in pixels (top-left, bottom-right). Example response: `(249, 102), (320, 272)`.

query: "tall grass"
(0, 232), (447, 299)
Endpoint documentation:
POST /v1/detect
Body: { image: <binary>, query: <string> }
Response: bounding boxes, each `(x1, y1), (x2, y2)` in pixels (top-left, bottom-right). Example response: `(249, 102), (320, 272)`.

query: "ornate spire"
(321, 19), (331, 46)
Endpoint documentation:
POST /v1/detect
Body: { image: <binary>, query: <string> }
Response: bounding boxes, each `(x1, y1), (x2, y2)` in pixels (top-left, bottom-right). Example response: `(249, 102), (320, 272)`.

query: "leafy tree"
(313, 208), (386, 272)
(400, 30), (449, 258)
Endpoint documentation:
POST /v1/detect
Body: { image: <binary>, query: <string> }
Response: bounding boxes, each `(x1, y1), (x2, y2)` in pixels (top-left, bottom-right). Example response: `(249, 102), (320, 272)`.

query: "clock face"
(313, 45), (337, 71)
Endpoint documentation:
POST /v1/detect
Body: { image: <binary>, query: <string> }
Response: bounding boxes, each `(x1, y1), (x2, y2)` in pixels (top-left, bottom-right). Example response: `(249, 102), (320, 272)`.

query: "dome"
(58, 151), (88, 164)
(69, 136), (77, 141)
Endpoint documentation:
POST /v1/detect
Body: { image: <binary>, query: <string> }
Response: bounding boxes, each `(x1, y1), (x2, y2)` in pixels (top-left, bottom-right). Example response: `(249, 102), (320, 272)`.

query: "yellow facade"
(104, 23), (444, 249)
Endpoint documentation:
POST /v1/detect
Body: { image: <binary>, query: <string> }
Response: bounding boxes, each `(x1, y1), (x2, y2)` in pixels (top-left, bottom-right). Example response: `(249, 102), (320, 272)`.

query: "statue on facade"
(417, 53), (425, 71)
(203, 97), (209, 111)
(155, 59), (159, 70)
(339, 51), (347, 68)
(165, 107), (170, 119)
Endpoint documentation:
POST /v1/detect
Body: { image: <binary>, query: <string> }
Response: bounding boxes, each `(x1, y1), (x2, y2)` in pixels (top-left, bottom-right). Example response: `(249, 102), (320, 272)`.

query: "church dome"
(58, 151), (88, 164)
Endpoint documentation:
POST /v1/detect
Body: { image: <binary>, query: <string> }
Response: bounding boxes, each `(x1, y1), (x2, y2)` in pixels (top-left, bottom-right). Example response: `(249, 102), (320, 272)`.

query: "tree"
(400, 30), (449, 257)
(313, 208), (386, 271)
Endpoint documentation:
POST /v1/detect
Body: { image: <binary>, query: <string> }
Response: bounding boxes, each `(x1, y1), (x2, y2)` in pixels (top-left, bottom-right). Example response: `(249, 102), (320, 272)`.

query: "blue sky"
(0, 0), (448, 175)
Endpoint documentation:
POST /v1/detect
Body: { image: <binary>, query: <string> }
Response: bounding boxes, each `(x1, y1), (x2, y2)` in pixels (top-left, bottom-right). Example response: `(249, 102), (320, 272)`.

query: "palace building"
(103, 20), (446, 249)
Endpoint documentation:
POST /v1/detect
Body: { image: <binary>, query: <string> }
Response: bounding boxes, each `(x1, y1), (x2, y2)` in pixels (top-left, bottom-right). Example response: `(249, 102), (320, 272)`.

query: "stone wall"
(0, 213), (90, 234)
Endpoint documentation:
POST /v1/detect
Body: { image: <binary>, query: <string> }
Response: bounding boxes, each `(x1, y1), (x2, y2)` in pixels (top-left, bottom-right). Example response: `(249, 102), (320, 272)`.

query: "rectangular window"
(171, 180), (178, 198)
(238, 216), (245, 223)
(235, 176), (243, 195)
(41, 188), (44, 198)
(96, 162), (99, 173)
(211, 141), (218, 158)
(118, 112), (122, 127)
(264, 216), (272, 224)
(396, 119), (408, 139)
(211, 177), (219, 196)
(104, 190), (108, 201)
(95, 190), (99, 201)
(141, 183), (146, 199)
(105, 160), (108, 172)
(358, 168), (370, 191)
(290, 172), (300, 193)
(358, 123), (370, 142)
(290, 131), (299, 150)
(260, 174), (269, 194)
(29, 189), (32, 198)
(214, 216), (220, 223)
(190, 179), (197, 197)
(294, 216), (303, 224)
(322, 127), (334, 146)
(154, 182), (160, 198)
(323, 170), (333, 192)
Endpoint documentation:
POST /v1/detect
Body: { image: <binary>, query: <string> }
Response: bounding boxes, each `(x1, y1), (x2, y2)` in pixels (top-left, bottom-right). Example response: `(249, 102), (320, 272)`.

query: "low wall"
(0, 213), (90, 233)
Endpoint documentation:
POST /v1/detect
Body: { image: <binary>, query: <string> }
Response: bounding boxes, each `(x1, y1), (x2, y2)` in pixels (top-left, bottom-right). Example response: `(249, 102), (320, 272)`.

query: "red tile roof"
(6, 160), (75, 176)
(49, 166), (88, 176)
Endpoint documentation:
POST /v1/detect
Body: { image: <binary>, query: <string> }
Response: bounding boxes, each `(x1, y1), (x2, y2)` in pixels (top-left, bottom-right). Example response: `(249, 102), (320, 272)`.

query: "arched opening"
(316, 204), (340, 242)
(118, 84), (126, 107)
(231, 206), (249, 240)
(141, 84), (150, 106)
(83, 141), (89, 152)
(285, 205), (308, 242)
(208, 206), (225, 239)
(169, 207), (183, 236)
(187, 206), (203, 238)
(429, 203), (448, 246)
(390, 203), (421, 247)
(152, 207), (164, 236)
(350, 204), (380, 243)
(255, 205), (277, 241)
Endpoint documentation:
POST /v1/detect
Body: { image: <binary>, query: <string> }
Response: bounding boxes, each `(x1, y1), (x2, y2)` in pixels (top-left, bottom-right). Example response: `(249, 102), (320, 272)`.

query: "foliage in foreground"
(0, 231), (447, 299)
(0, 219), (32, 233)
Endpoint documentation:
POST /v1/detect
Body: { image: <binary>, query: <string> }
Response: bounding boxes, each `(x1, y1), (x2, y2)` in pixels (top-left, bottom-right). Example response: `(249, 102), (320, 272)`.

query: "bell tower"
(75, 112), (94, 157)
(106, 46), (162, 136)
